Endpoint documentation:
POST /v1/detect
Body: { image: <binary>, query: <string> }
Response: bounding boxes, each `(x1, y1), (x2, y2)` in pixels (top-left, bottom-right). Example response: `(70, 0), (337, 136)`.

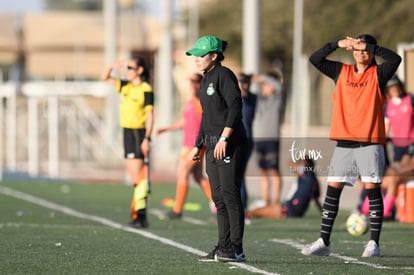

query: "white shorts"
(327, 144), (385, 186)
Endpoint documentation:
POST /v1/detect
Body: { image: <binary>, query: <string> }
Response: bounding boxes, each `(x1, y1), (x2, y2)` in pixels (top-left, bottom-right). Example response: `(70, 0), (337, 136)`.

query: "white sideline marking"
(149, 209), (208, 225)
(0, 222), (101, 229)
(270, 238), (414, 270)
(0, 186), (280, 275)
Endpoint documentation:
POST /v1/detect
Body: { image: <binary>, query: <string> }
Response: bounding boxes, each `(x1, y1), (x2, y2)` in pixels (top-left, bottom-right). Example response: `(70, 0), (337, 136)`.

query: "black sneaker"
(129, 217), (148, 228)
(198, 246), (220, 262)
(215, 247), (246, 262)
(166, 211), (182, 219)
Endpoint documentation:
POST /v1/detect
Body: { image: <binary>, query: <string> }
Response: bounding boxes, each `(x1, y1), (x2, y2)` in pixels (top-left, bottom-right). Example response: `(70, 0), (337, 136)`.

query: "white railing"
(1, 81), (123, 179)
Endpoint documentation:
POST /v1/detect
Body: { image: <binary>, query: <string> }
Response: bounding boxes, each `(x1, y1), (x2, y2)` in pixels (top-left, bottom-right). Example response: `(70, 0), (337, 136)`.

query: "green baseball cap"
(186, 36), (223, 57)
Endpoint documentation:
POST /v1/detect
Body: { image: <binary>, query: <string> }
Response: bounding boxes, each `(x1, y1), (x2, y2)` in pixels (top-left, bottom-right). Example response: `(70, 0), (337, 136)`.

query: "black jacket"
(195, 63), (246, 149)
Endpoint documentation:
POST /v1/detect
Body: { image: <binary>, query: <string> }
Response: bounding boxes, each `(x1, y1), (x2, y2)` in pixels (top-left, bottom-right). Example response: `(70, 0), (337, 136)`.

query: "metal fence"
(0, 81), (124, 181)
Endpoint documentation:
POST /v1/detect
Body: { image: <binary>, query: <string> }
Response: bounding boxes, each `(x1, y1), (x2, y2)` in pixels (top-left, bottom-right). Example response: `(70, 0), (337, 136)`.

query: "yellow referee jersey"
(116, 80), (154, 129)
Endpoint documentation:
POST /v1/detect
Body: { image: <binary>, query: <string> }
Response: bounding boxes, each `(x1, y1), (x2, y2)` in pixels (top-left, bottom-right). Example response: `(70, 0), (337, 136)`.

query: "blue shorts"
(281, 199), (309, 218)
(255, 140), (280, 169)
(393, 144), (414, 162)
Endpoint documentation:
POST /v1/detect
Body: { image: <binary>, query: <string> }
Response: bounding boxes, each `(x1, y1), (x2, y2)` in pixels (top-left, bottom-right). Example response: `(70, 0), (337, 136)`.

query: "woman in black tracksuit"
(186, 35), (248, 263)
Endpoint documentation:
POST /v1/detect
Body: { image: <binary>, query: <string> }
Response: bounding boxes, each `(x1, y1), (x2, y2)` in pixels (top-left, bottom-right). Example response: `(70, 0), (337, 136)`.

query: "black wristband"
(144, 136), (152, 142)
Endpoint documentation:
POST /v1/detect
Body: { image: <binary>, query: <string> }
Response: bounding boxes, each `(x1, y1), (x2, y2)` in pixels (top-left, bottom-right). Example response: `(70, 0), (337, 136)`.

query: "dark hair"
(357, 34), (377, 45)
(216, 40), (228, 62)
(304, 156), (315, 169)
(238, 73), (252, 85)
(133, 56), (150, 81)
(265, 71), (282, 82)
(357, 34), (377, 65)
(387, 75), (407, 97)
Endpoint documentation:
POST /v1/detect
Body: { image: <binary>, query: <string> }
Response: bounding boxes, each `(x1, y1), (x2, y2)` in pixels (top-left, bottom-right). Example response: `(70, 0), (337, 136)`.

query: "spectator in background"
(156, 73), (214, 219)
(381, 154), (414, 219)
(252, 72), (285, 206)
(360, 75), (414, 217)
(247, 158), (321, 219)
(237, 73), (257, 220)
(384, 75), (414, 162)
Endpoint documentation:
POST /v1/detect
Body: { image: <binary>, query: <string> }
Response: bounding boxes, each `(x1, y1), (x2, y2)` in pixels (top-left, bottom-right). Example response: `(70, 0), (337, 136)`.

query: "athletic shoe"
(301, 238), (330, 256)
(362, 240), (380, 257)
(166, 211), (182, 219)
(215, 247), (246, 262)
(198, 246), (219, 262)
(129, 217), (148, 228)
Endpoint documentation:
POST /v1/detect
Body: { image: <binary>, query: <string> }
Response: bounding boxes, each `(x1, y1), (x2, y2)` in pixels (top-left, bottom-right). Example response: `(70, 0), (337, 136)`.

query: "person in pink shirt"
(360, 75), (414, 219)
(382, 76), (414, 218)
(385, 75), (414, 162)
(361, 76), (414, 219)
(157, 73), (214, 219)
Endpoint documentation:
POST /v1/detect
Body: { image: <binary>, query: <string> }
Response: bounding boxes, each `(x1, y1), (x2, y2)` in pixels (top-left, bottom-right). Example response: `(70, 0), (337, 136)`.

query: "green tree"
(196, 0), (414, 71)
(193, 0), (414, 126)
(44, 0), (102, 11)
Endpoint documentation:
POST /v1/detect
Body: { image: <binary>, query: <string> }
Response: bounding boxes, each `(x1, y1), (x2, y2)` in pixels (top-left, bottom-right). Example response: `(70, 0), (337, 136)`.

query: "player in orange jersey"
(301, 34), (401, 257)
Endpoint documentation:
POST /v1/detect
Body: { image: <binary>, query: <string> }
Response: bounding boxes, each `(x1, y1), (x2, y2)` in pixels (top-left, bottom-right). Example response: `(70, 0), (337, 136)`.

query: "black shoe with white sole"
(215, 247), (246, 262)
(198, 246), (220, 262)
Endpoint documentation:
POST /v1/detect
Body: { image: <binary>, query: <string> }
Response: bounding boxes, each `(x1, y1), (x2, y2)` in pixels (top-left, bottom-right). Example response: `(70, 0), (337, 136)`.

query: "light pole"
(104, 0), (118, 148)
(290, 0), (309, 137)
(242, 0), (261, 75)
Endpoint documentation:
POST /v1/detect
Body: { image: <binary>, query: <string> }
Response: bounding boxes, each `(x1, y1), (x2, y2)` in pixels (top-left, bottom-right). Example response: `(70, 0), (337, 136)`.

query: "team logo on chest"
(206, 83), (215, 96)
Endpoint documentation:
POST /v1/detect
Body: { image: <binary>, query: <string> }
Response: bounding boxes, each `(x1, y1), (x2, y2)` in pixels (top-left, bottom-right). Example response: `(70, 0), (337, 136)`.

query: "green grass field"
(1, 180), (413, 275)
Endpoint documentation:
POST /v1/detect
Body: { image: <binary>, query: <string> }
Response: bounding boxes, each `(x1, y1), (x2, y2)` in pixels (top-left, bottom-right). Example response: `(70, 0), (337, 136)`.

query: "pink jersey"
(386, 94), (414, 147)
(182, 97), (202, 147)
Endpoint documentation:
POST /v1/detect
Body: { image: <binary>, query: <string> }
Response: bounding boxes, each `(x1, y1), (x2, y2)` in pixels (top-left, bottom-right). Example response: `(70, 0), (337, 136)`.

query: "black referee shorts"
(123, 128), (145, 159)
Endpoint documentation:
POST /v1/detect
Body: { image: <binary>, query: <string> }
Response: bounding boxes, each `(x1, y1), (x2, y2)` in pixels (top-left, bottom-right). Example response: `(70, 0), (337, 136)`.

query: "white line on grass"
(149, 209), (208, 225)
(0, 222), (102, 229)
(0, 186), (280, 275)
(270, 238), (414, 271)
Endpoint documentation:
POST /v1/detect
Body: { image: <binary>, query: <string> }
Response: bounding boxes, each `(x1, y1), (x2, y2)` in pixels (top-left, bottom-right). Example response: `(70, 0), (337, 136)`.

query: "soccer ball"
(346, 212), (368, 236)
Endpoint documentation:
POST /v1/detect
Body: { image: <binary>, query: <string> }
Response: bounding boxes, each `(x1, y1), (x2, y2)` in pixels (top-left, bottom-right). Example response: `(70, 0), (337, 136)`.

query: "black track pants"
(206, 143), (247, 250)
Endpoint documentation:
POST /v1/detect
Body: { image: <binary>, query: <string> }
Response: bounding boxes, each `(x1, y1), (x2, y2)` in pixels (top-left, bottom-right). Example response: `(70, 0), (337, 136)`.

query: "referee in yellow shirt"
(102, 57), (154, 228)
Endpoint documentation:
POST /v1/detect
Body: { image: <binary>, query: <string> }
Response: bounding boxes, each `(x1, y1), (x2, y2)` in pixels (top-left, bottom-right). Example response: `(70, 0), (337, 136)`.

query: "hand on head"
(338, 36), (366, 51)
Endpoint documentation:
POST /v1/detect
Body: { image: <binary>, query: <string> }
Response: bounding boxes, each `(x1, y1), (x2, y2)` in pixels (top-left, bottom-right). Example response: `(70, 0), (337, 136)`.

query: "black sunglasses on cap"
(127, 66), (138, 70)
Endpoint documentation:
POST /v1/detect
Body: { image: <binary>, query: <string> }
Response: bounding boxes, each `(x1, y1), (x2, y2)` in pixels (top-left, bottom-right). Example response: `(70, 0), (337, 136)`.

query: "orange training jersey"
(329, 64), (386, 144)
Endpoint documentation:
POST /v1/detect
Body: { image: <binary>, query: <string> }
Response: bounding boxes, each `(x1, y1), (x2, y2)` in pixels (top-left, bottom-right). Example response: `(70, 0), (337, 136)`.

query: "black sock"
(320, 185), (342, 246)
(137, 208), (147, 218)
(366, 188), (383, 245)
